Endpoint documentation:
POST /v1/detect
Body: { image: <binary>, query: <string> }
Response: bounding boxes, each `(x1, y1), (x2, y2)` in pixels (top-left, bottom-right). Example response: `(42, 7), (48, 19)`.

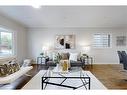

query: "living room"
(1, 6), (127, 91)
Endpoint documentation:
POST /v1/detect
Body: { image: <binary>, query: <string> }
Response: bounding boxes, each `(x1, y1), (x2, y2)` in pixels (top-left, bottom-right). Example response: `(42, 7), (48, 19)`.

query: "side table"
(37, 57), (46, 64)
(81, 57), (93, 67)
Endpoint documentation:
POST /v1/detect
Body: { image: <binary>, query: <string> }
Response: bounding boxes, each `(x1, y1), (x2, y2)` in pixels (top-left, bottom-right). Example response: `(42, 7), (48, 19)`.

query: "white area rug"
(22, 70), (107, 90)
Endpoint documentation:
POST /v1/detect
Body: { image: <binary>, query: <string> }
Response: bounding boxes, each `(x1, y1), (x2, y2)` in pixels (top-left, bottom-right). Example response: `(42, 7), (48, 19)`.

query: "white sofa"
(0, 66), (33, 84)
(0, 56), (33, 85)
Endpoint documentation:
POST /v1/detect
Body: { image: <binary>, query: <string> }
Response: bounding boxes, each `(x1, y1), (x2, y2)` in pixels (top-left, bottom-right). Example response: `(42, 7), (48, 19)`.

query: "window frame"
(92, 33), (112, 48)
(0, 29), (14, 57)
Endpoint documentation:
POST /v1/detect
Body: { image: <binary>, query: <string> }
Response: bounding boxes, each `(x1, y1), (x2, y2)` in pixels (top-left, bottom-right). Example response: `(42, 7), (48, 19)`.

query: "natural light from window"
(0, 31), (13, 56)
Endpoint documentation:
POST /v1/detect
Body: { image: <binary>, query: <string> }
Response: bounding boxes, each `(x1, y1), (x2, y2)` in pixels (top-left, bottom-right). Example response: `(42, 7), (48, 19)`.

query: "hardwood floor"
(1, 64), (127, 89)
(85, 64), (127, 89)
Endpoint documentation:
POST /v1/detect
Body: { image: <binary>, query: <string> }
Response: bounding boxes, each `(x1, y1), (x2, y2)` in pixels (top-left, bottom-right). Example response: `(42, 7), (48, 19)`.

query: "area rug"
(22, 70), (107, 90)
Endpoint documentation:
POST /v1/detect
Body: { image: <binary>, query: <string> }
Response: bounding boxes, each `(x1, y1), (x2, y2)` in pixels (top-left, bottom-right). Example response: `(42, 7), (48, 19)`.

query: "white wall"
(0, 13), (27, 63)
(27, 27), (127, 64)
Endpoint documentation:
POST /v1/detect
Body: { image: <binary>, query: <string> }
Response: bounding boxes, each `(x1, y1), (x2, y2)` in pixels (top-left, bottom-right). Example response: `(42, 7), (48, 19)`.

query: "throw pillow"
(22, 59), (32, 67)
(69, 53), (78, 61)
(61, 53), (69, 60)
(0, 62), (20, 77)
(0, 64), (8, 77)
(11, 63), (20, 73)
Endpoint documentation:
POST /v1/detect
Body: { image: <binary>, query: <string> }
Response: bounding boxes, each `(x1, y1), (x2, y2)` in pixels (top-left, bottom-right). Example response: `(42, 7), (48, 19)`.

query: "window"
(93, 33), (111, 48)
(0, 31), (13, 56)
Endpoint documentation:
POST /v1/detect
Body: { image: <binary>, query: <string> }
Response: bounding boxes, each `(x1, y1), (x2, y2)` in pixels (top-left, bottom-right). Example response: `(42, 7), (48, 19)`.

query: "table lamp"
(42, 46), (49, 57)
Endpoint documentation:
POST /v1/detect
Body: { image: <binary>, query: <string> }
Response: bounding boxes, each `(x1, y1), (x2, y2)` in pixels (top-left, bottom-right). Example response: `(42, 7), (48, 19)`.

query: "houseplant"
(40, 52), (44, 57)
(80, 53), (89, 61)
(54, 53), (62, 64)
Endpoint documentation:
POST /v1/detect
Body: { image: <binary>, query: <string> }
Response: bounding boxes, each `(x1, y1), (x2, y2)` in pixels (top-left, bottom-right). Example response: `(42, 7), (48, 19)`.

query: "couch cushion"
(70, 61), (83, 67)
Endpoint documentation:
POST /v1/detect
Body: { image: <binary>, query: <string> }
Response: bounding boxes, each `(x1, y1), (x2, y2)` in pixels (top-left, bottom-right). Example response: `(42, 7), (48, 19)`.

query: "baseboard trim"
(93, 63), (119, 64)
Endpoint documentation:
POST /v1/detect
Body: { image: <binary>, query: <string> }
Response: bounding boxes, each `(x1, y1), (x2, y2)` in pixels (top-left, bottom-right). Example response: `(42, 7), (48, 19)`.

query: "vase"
(62, 60), (69, 72)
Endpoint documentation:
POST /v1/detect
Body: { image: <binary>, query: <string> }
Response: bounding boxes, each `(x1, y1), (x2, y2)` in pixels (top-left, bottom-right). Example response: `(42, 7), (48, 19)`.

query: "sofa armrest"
(0, 66), (33, 84)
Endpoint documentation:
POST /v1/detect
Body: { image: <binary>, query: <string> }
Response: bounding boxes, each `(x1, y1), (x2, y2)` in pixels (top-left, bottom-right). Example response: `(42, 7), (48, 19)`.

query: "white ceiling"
(0, 6), (127, 28)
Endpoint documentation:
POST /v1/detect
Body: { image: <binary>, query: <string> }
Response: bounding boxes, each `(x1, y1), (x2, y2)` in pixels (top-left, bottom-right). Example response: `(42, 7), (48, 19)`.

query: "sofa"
(45, 52), (84, 67)
(0, 56), (33, 85)
(0, 66), (33, 84)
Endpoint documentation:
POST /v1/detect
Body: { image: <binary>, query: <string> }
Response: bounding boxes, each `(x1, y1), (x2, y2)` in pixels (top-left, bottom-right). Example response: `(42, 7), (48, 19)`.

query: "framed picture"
(55, 35), (75, 49)
(116, 36), (126, 46)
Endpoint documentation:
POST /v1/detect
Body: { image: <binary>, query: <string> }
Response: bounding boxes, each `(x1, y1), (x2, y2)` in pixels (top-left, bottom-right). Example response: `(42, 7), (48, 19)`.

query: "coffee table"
(42, 67), (90, 90)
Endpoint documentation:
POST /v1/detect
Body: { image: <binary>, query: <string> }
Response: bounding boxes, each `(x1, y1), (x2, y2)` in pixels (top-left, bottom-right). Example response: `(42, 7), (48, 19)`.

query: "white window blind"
(93, 33), (110, 48)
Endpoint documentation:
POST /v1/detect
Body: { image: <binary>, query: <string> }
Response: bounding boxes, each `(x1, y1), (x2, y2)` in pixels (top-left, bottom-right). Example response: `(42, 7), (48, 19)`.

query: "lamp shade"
(82, 46), (90, 53)
(42, 46), (49, 57)
(42, 46), (48, 51)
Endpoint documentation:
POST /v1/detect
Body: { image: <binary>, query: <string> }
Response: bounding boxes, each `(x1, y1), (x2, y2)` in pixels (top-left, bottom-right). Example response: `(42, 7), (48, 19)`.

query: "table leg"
(42, 77), (43, 89)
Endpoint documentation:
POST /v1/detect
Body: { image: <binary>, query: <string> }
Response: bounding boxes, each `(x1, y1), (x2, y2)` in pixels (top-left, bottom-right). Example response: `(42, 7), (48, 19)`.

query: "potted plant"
(82, 54), (88, 58)
(40, 52), (44, 57)
(54, 53), (61, 64)
(80, 53), (89, 61)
